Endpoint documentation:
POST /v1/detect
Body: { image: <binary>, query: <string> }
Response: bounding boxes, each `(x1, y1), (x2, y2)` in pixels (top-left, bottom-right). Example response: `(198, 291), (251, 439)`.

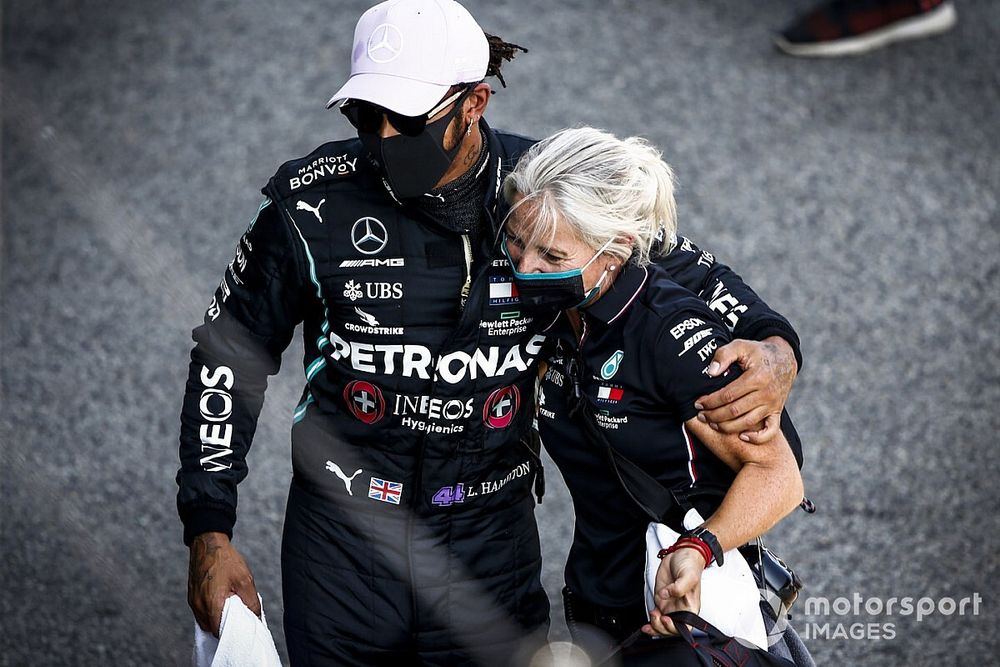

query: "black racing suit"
(176, 120), (802, 666)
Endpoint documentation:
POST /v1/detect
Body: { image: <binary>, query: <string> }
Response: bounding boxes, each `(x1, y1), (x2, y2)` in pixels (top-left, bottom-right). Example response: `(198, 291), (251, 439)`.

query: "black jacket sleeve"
(654, 305), (804, 468)
(176, 200), (306, 545)
(654, 236), (803, 370)
(653, 307), (741, 421)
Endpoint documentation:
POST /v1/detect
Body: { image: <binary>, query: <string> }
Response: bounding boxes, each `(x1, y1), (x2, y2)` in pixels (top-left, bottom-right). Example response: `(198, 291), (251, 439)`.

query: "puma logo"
(296, 198), (326, 223)
(325, 460), (363, 495)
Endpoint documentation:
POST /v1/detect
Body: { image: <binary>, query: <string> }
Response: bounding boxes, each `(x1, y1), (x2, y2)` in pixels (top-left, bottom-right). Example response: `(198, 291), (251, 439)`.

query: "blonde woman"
(503, 127), (812, 664)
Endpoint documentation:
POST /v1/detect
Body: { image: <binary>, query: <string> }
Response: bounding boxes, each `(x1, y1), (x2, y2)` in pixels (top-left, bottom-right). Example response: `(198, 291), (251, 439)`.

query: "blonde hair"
(503, 127), (677, 266)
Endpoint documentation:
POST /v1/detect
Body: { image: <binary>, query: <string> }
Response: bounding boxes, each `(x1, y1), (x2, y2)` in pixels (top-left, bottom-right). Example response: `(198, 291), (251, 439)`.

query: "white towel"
(644, 510), (768, 650)
(192, 594), (282, 667)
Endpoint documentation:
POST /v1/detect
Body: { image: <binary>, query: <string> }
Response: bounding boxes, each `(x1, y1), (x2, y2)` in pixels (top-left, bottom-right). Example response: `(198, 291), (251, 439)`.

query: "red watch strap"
(657, 536), (713, 567)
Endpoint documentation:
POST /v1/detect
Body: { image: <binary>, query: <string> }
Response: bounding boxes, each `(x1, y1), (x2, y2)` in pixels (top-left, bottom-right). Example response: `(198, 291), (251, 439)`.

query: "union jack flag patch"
(368, 477), (403, 505)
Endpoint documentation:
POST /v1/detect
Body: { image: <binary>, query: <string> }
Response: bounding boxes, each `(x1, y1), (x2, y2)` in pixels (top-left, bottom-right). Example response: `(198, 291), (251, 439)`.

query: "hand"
(187, 532), (261, 637)
(642, 547), (705, 637)
(695, 337), (797, 443)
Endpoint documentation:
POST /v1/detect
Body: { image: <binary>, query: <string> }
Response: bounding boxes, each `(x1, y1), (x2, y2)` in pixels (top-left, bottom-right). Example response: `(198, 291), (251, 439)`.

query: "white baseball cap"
(326, 0), (489, 116)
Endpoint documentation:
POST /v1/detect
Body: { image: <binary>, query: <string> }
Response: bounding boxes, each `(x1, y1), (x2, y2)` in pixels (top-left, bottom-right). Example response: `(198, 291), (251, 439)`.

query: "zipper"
(406, 227), (484, 636)
(398, 177), (494, 637)
(459, 234), (473, 311)
(567, 315), (590, 416)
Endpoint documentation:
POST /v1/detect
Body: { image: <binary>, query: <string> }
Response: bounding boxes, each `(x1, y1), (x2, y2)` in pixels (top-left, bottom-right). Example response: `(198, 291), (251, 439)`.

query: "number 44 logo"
(432, 483), (467, 507)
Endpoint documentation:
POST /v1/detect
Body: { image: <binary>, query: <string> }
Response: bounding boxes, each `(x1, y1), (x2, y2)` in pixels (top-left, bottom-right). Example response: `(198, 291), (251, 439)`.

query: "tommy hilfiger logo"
(596, 385), (624, 403)
(488, 276), (520, 306)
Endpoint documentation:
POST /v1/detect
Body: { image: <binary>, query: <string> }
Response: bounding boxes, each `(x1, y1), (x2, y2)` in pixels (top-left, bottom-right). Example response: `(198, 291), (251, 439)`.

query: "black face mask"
(501, 237), (615, 315)
(359, 101), (468, 200)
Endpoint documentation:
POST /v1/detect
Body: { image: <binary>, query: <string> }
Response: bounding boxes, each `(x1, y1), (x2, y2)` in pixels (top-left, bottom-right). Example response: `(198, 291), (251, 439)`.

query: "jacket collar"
(535, 260), (649, 339)
(482, 118), (504, 214)
(583, 260), (649, 326)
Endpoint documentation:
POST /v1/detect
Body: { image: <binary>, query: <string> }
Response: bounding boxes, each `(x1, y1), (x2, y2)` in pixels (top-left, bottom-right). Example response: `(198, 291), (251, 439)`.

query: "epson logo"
(198, 365), (235, 472)
(669, 317), (705, 340)
(324, 332), (545, 384)
(339, 258), (405, 268)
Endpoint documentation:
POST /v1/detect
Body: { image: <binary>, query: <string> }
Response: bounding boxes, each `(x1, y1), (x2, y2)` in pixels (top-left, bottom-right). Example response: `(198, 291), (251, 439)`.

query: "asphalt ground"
(2, 1), (998, 665)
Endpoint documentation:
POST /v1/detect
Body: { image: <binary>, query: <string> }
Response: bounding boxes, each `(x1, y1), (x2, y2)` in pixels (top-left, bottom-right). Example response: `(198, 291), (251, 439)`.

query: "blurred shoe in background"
(775, 0), (957, 57)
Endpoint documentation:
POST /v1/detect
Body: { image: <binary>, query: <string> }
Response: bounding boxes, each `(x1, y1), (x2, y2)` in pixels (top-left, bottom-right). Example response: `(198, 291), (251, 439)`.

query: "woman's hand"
(642, 547), (706, 637)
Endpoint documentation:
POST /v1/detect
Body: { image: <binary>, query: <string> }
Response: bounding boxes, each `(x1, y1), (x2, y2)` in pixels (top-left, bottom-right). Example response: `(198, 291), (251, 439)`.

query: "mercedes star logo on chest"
(351, 217), (388, 255)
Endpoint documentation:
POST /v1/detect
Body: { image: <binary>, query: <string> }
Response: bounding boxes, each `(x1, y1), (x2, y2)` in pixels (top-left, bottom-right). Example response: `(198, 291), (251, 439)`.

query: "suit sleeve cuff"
(181, 506), (236, 547)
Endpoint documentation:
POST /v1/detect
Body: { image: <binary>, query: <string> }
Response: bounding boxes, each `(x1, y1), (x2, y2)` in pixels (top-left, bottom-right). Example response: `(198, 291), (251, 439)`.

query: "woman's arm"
(656, 236), (802, 443)
(645, 421), (803, 636)
(685, 418), (803, 552)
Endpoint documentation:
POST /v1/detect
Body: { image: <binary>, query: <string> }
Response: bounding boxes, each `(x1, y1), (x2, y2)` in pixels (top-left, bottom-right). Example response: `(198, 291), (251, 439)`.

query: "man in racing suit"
(177, 1), (804, 664)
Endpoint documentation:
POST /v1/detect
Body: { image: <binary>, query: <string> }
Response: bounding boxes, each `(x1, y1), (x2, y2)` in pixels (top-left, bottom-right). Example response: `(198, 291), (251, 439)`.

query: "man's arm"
(177, 199), (305, 634)
(655, 236), (801, 442)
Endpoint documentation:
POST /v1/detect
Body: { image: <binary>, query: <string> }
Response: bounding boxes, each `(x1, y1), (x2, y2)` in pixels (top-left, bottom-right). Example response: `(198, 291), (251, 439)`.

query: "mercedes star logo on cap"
(367, 24), (403, 63)
(351, 217), (388, 255)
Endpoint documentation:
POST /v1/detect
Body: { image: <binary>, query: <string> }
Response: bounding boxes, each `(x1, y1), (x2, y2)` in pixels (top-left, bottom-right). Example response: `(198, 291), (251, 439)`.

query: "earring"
(466, 120), (475, 136)
(609, 265), (618, 271)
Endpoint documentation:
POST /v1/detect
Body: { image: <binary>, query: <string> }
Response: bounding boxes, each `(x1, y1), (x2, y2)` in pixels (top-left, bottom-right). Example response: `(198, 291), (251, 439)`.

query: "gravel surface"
(2, 1), (998, 665)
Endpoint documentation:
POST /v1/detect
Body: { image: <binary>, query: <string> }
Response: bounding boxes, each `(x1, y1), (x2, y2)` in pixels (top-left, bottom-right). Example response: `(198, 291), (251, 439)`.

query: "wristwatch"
(684, 525), (724, 567)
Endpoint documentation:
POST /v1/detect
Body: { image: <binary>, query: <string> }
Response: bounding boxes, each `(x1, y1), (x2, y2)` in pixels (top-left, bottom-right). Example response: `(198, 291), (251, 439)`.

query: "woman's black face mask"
(501, 233), (616, 315)
(355, 88), (473, 200)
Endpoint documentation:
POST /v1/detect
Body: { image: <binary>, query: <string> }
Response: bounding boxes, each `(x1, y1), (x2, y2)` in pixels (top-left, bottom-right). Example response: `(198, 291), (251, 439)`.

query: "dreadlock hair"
(484, 32), (527, 88)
